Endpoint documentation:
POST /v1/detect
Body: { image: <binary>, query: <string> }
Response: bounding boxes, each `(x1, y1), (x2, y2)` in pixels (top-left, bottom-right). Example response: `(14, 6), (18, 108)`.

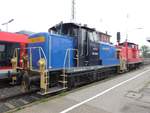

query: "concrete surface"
(14, 66), (150, 113)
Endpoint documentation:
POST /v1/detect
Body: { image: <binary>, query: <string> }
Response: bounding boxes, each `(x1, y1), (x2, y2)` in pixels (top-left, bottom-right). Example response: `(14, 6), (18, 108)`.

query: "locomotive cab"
(49, 22), (100, 66)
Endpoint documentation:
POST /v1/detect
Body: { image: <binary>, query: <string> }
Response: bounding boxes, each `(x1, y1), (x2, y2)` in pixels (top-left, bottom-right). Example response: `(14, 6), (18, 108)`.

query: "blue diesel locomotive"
(12, 22), (122, 95)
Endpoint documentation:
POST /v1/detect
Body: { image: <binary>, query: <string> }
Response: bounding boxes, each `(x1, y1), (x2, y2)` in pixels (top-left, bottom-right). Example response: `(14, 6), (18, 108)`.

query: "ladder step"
(58, 81), (68, 83)
(45, 83), (49, 85)
(38, 86), (67, 95)
(59, 74), (67, 77)
(74, 58), (78, 59)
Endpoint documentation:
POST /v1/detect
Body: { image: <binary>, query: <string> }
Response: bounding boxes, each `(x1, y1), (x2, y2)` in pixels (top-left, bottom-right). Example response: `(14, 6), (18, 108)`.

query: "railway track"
(0, 85), (64, 113)
(0, 93), (42, 113)
(0, 86), (40, 113)
(0, 86), (39, 101)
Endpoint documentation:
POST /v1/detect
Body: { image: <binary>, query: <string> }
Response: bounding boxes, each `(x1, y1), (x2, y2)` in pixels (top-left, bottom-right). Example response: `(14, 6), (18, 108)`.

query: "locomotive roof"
(119, 42), (138, 46)
(49, 22), (95, 31)
(49, 22), (110, 36)
(0, 31), (28, 43)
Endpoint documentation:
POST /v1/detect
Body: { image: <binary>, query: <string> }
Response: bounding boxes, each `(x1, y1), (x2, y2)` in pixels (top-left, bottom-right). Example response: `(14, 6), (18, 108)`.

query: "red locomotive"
(116, 32), (143, 71)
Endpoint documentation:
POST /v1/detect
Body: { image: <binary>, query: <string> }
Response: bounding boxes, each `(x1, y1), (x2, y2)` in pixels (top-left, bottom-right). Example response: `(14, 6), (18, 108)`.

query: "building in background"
(98, 32), (111, 43)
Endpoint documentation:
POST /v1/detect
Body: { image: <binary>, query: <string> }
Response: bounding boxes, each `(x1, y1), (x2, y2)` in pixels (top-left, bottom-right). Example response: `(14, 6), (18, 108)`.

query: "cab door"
(77, 29), (100, 66)
(77, 28), (88, 66)
(86, 31), (99, 66)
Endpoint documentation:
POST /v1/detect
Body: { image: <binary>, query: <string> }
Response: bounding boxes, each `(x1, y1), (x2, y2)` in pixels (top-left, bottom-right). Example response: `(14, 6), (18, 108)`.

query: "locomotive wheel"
(16, 71), (24, 84)
(21, 72), (30, 92)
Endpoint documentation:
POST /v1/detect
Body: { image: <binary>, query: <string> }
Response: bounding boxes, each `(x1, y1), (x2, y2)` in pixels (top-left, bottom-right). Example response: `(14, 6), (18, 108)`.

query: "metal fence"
(143, 58), (150, 65)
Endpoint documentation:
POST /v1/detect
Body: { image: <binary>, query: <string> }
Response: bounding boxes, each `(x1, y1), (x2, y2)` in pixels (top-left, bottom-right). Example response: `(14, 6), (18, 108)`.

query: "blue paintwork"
(28, 32), (120, 70)
(50, 34), (74, 69)
(28, 32), (74, 70)
(28, 33), (49, 69)
(99, 42), (120, 66)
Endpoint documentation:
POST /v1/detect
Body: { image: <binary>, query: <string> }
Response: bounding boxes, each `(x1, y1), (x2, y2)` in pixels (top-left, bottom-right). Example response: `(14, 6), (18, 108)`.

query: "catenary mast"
(71, 0), (75, 22)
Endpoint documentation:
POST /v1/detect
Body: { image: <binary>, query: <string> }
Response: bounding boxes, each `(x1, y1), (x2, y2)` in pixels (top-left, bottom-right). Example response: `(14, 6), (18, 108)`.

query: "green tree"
(140, 45), (150, 58)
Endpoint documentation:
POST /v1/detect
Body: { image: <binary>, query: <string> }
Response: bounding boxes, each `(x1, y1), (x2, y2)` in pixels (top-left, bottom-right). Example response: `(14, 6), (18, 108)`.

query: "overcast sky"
(0, 0), (150, 46)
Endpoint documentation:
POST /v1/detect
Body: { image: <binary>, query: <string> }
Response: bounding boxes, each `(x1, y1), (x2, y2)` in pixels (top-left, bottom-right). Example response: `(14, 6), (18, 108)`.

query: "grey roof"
(16, 30), (35, 35)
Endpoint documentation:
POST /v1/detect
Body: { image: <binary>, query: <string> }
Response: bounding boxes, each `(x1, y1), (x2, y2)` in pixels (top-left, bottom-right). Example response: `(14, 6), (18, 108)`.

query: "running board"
(37, 87), (67, 95)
